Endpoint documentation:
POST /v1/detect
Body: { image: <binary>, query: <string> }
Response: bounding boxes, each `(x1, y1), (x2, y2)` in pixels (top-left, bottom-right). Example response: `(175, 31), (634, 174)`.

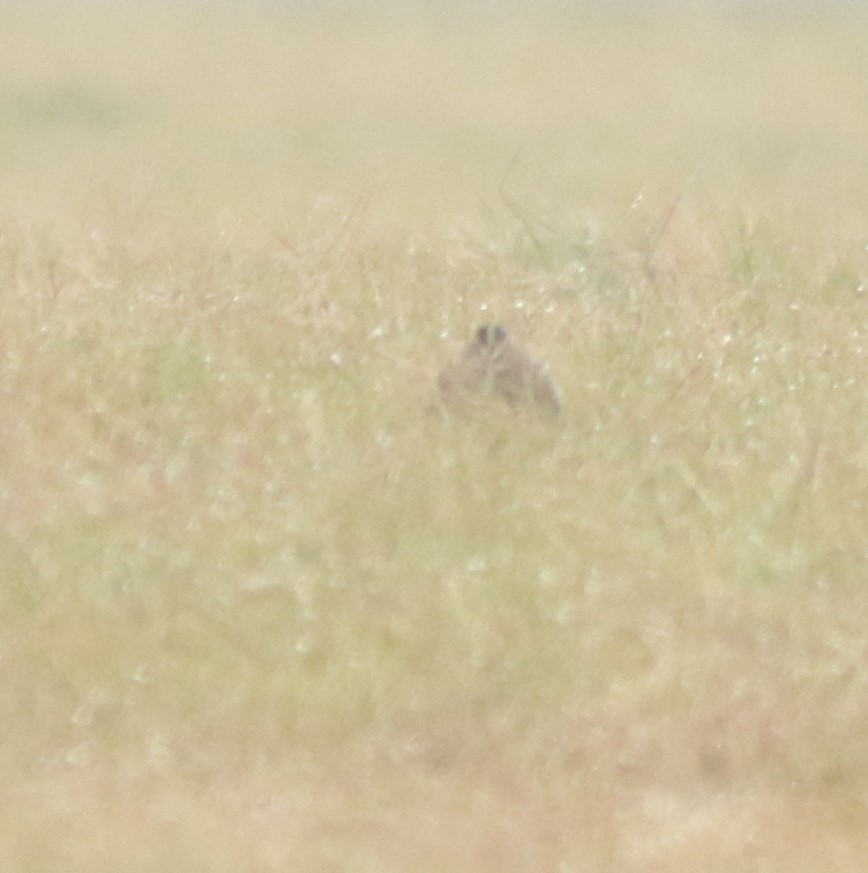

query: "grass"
(3, 3), (868, 870)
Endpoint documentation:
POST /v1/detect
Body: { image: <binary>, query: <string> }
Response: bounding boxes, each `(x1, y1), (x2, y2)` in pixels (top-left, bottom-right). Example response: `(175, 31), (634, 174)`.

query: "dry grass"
(3, 3), (868, 870)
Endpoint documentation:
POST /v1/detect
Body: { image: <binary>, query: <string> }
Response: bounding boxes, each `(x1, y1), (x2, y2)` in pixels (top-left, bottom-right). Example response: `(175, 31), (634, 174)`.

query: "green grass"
(3, 3), (868, 871)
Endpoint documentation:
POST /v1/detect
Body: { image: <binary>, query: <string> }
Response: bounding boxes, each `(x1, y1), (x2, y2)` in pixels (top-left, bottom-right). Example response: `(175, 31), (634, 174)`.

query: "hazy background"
(3, 2), (868, 871)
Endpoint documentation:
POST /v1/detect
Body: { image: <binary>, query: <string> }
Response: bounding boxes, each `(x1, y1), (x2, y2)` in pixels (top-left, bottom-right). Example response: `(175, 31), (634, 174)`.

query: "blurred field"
(3, 3), (868, 870)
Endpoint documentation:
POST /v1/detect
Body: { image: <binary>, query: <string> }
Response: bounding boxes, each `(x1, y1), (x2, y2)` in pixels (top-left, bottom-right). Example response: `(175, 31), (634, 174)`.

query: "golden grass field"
(4, 3), (868, 870)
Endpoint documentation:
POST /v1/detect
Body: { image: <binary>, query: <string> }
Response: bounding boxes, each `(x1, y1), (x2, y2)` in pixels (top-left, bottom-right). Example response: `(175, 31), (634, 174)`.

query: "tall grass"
(2, 4), (868, 871)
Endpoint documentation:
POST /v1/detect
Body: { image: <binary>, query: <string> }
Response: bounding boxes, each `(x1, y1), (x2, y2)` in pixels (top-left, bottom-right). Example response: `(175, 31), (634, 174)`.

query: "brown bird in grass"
(437, 324), (560, 415)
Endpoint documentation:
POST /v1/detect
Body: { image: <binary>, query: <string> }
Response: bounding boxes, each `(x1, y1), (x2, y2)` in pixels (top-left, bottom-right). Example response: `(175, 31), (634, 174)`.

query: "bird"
(437, 324), (560, 415)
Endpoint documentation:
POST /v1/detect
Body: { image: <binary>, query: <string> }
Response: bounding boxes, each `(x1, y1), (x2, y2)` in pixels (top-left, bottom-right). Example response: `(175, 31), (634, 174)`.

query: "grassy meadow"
(4, 3), (868, 870)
